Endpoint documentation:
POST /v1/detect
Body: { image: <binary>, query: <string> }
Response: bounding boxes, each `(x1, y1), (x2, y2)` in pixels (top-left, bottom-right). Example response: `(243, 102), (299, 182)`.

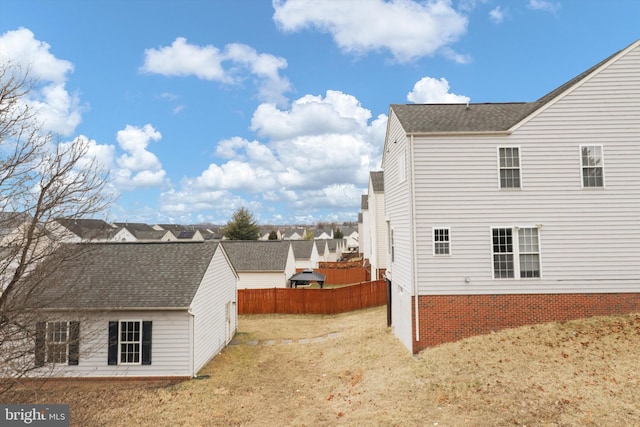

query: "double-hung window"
(580, 145), (604, 187)
(108, 320), (152, 365)
(498, 147), (521, 189)
(492, 227), (540, 279)
(433, 228), (450, 255)
(35, 321), (80, 366)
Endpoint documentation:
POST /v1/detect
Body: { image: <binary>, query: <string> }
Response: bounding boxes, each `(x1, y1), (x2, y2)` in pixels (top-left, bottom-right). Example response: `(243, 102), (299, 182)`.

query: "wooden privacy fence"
(314, 266), (370, 284)
(238, 280), (387, 315)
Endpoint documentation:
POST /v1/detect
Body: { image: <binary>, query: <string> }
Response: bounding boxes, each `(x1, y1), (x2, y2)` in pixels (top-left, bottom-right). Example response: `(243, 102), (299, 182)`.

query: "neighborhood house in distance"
(372, 38), (640, 354)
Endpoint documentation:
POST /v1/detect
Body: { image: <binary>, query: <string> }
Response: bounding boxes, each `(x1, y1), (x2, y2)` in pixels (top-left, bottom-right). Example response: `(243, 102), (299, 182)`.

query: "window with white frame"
(46, 322), (69, 364)
(108, 320), (152, 366)
(580, 145), (604, 187)
(433, 228), (450, 255)
(35, 321), (80, 367)
(498, 147), (520, 188)
(390, 227), (395, 263)
(119, 321), (141, 364)
(492, 227), (540, 279)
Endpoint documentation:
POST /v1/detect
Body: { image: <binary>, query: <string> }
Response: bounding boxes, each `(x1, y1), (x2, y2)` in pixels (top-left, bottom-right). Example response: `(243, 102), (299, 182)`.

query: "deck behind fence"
(238, 280), (387, 315)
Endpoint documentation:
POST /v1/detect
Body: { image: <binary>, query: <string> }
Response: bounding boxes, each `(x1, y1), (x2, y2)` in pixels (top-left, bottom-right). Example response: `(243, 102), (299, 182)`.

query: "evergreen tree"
(333, 228), (344, 239)
(223, 207), (260, 240)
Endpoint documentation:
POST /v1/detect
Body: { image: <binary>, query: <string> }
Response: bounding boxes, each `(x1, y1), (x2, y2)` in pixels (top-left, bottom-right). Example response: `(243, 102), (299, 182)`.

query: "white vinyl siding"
(33, 311), (192, 378)
(391, 42), (640, 297)
(190, 246), (237, 375)
(382, 110), (415, 352)
(237, 272), (288, 289)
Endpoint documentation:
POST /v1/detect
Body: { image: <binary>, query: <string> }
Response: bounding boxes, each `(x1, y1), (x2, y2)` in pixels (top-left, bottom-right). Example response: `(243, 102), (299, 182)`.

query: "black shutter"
(68, 321), (80, 365)
(108, 321), (118, 365)
(141, 321), (152, 365)
(35, 322), (46, 367)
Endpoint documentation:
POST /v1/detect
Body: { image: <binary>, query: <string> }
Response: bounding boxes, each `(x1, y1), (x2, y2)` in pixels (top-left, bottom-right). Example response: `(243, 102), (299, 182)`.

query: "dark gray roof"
(390, 40), (629, 135)
(222, 241), (291, 272)
(361, 194), (368, 210)
(55, 218), (116, 239)
(112, 222), (155, 232)
(34, 242), (220, 309)
(289, 269), (325, 283)
(291, 240), (314, 259)
(390, 103), (540, 134)
(370, 171), (384, 192)
(178, 230), (196, 239)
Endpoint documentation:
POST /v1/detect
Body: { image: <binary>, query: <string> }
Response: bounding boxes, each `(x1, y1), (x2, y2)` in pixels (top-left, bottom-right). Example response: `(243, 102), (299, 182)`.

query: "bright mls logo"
(1, 405), (69, 426)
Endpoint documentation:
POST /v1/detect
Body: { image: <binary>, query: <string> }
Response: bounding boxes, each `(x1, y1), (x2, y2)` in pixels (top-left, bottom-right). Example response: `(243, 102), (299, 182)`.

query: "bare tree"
(0, 62), (111, 394)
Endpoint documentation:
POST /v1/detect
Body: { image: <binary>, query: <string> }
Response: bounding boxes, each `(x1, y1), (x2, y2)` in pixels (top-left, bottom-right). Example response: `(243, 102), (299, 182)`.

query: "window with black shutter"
(108, 320), (152, 366)
(35, 321), (80, 366)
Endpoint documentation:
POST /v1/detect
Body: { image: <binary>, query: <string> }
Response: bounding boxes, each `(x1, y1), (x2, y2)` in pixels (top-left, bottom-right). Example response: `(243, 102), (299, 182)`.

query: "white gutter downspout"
(409, 134), (420, 344)
(188, 308), (196, 377)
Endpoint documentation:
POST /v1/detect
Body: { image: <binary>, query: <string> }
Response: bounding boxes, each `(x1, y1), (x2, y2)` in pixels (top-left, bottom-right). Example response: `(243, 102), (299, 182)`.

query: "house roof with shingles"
(55, 218), (116, 240)
(390, 40), (631, 135)
(370, 171), (384, 192)
(390, 102), (540, 134)
(222, 240), (291, 272)
(0, 212), (32, 239)
(33, 242), (221, 309)
(361, 194), (368, 210)
(112, 222), (155, 232)
(291, 240), (314, 259)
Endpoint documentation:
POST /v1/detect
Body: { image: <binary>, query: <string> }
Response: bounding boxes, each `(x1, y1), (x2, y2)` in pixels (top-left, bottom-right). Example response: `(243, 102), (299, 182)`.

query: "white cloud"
(164, 90), (386, 222)
(407, 76), (470, 104)
(0, 28), (85, 136)
(528, 0), (560, 14)
(113, 124), (166, 190)
(141, 38), (291, 105)
(273, 0), (468, 62)
(489, 6), (505, 24)
(251, 90), (372, 140)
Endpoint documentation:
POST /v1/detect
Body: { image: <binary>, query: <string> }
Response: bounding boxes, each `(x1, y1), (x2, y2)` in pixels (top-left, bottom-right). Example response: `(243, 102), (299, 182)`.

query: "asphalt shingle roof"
(291, 240), (314, 259)
(390, 102), (540, 134)
(370, 171), (384, 192)
(222, 241), (291, 272)
(55, 218), (116, 240)
(34, 242), (220, 309)
(390, 40), (627, 135)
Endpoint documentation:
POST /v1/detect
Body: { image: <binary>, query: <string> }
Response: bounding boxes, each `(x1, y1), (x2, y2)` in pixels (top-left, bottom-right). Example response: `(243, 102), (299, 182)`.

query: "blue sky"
(1, 0), (638, 225)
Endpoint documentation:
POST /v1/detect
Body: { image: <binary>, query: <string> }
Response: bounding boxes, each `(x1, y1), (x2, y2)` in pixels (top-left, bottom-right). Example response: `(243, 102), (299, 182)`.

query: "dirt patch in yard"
(5, 306), (640, 426)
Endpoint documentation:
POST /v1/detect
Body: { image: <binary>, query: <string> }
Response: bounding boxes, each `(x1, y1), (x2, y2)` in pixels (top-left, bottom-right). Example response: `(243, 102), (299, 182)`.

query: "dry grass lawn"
(5, 306), (640, 426)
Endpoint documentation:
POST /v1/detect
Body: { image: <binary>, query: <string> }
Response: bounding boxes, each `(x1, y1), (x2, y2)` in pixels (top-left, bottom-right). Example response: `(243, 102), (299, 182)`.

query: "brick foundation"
(411, 293), (640, 354)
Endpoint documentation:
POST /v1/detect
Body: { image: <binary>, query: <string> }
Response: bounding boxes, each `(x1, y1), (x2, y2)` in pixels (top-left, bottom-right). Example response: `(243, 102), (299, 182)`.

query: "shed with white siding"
(382, 39), (640, 354)
(27, 241), (237, 378)
(222, 240), (296, 289)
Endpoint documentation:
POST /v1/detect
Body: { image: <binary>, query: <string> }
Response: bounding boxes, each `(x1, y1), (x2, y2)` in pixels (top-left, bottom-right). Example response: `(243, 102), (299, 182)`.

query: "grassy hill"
(6, 306), (640, 426)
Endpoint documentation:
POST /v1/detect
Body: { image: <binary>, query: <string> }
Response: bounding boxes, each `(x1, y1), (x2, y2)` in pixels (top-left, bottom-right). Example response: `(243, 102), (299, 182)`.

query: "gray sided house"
(29, 241), (237, 378)
(382, 39), (640, 354)
(222, 241), (296, 289)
